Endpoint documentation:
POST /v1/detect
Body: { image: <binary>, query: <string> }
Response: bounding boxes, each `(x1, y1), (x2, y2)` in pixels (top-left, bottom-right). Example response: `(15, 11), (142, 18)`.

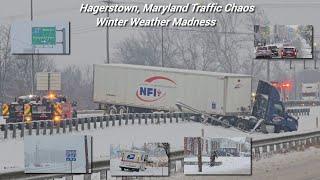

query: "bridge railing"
(0, 112), (193, 140)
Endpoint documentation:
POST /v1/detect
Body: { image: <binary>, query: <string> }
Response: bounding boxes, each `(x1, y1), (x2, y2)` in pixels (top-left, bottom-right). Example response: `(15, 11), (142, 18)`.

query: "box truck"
(93, 64), (298, 133)
(301, 83), (319, 101)
(119, 150), (148, 172)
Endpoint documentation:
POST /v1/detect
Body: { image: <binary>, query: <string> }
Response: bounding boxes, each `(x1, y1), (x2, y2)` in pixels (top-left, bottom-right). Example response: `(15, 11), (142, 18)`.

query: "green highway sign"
(32, 27), (56, 45)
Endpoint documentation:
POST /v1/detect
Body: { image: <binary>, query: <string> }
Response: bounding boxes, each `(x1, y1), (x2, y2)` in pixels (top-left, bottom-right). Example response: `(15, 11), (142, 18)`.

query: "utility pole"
(161, 26), (164, 67)
(197, 137), (202, 172)
(293, 65), (296, 100)
(267, 60), (270, 82)
(251, 58), (254, 92)
(315, 43), (318, 69)
(105, 0), (110, 64)
(31, 0), (35, 94)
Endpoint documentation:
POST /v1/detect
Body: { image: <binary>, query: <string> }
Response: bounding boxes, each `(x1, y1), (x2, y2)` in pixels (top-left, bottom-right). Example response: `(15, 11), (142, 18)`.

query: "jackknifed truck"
(93, 64), (298, 133)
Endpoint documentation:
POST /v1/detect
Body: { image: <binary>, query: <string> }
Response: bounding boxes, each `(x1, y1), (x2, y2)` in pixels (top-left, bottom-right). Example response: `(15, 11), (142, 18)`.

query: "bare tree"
(0, 25), (12, 100)
(61, 65), (95, 110)
(0, 25), (56, 101)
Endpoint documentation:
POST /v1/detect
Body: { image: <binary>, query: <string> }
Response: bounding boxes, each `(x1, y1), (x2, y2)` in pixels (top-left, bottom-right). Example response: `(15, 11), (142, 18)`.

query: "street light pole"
(314, 43), (317, 69)
(105, 0), (110, 64)
(267, 60), (270, 82)
(293, 65), (296, 100)
(161, 26), (164, 67)
(31, 0), (35, 94)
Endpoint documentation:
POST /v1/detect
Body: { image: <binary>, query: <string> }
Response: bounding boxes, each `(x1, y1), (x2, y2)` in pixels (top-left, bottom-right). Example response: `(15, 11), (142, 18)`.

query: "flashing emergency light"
(48, 93), (56, 99)
(25, 116), (32, 122)
(53, 116), (61, 122)
(282, 83), (291, 88)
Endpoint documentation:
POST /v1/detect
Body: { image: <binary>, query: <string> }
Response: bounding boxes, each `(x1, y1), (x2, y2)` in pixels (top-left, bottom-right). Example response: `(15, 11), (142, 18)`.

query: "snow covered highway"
(0, 106), (319, 177)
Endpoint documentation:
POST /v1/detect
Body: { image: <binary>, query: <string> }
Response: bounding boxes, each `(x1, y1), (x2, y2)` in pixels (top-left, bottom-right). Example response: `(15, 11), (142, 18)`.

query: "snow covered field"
(25, 161), (86, 174)
(169, 147), (320, 180)
(0, 106), (319, 174)
(184, 156), (251, 175)
(24, 135), (91, 174)
(110, 159), (168, 177)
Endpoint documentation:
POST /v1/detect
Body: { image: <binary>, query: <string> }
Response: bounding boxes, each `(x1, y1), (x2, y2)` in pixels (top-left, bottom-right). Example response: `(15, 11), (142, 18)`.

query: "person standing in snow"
(210, 150), (218, 167)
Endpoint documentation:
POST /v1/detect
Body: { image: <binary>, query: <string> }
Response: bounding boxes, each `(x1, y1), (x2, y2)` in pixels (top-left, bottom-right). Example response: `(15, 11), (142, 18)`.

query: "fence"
(287, 108), (310, 116)
(252, 130), (320, 160)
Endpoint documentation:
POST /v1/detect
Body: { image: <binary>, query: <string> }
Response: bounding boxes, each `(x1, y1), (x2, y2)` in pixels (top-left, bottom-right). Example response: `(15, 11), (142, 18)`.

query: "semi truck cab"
(252, 81), (298, 133)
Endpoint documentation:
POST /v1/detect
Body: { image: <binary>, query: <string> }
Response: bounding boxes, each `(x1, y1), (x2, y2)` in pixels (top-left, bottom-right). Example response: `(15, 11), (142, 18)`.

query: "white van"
(119, 150), (148, 172)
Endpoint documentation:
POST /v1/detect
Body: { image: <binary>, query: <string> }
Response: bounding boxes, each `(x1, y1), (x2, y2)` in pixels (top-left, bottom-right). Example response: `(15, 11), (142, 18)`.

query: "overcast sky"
(0, 0), (319, 69)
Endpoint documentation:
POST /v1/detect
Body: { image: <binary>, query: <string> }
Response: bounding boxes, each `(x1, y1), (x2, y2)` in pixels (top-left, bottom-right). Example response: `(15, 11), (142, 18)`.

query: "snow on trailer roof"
(95, 64), (251, 78)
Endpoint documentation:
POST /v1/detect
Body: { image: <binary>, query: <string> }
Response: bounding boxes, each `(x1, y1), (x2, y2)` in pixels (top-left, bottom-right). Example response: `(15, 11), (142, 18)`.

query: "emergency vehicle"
(1, 93), (77, 124)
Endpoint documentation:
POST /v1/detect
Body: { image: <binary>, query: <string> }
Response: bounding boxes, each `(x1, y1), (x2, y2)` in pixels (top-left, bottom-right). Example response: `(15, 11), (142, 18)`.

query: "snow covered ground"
(0, 121), (246, 173)
(24, 135), (90, 174)
(184, 156), (251, 175)
(57, 147), (320, 179)
(26, 162), (76, 174)
(169, 147), (320, 180)
(299, 36), (312, 58)
(0, 106), (319, 174)
(110, 159), (168, 177)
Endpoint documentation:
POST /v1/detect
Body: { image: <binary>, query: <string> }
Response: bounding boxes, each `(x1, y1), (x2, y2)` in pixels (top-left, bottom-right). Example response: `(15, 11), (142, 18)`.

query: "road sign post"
(66, 150), (77, 174)
(36, 72), (61, 91)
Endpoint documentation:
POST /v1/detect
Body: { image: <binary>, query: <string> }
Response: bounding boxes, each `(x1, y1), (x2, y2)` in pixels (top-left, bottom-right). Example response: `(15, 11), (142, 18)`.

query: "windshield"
(32, 105), (50, 113)
(257, 47), (267, 51)
(273, 103), (284, 116)
(284, 48), (294, 51)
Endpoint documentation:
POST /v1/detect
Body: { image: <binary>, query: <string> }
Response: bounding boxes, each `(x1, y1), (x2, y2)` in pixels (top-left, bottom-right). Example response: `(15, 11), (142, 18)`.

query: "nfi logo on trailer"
(136, 76), (177, 102)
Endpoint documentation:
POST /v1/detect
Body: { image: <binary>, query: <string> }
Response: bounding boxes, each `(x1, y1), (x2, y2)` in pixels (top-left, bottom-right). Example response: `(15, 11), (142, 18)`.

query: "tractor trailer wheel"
(108, 106), (117, 115)
(236, 121), (246, 130)
(118, 106), (128, 114)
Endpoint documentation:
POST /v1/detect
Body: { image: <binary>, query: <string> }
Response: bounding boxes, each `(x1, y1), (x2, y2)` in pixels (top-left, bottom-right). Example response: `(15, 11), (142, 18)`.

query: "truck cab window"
(274, 103), (284, 116)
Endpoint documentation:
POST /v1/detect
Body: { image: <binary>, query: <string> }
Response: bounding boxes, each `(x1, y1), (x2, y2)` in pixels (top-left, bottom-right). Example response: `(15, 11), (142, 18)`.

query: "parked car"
(281, 47), (298, 58)
(255, 46), (272, 59)
(267, 45), (279, 57)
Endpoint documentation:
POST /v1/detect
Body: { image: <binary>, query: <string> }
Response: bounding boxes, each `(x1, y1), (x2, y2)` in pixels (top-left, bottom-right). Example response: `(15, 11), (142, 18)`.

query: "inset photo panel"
(24, 135), (93, 174)
(110, 142), (169, 177)
(254, 24), (313, 59)
(11, 20), (70, 55)
(184, 137), (251, 175)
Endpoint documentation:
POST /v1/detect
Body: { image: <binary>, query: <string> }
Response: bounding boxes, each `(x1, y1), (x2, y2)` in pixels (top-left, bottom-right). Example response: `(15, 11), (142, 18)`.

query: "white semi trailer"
(93, 64), (299, 133)
(93, 64), (252, 115)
